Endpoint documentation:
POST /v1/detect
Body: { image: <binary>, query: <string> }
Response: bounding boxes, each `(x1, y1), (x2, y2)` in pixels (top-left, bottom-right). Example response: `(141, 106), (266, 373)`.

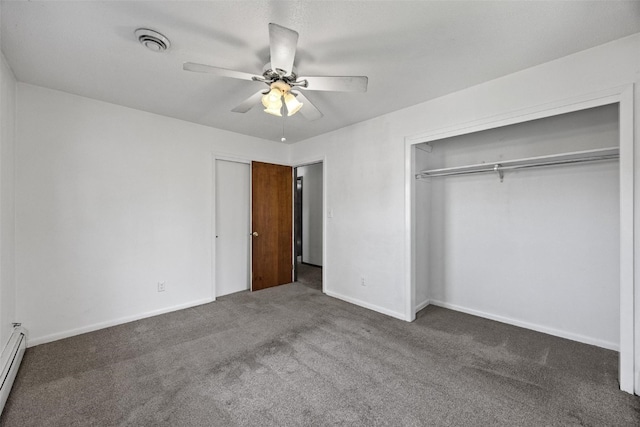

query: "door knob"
(252, 231), (259, 237)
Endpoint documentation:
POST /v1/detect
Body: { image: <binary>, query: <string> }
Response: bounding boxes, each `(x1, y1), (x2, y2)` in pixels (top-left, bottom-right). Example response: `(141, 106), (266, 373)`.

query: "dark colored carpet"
(2, 268), (638, 426)
(296, 262), (322, 291)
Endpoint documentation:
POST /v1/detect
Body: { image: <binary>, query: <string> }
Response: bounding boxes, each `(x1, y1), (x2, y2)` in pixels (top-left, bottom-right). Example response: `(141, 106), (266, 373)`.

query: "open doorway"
(294, 162), (323, 290)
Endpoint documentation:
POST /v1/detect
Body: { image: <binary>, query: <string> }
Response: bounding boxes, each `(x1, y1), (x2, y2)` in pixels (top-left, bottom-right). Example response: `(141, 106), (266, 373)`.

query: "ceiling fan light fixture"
(262, 91), (283, 116)
(262, 87), (283, 107)
(264, 103), (283, 116)
(284, 92), (303, 116)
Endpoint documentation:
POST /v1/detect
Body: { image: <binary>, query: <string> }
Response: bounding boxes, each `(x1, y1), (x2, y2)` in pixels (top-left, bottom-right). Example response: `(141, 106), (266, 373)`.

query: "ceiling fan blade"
(231, 90), (267, 113)
(299, 76), (368, 92)
(291, 90), (323, 121)
(269, 23), (298, 76)
(183, 62), (258, 81)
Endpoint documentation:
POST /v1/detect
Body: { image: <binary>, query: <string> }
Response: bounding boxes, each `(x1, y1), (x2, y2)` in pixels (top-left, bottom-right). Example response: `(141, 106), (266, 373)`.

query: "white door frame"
(404, 84), (636, 394)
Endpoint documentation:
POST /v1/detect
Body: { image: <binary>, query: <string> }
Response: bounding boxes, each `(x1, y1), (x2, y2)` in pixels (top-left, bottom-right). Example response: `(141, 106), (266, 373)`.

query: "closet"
(413, 104), (620, 350)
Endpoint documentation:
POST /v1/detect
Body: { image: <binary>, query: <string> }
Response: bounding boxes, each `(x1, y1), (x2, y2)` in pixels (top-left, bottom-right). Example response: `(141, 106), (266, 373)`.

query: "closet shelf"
(415, 146), (619, 182)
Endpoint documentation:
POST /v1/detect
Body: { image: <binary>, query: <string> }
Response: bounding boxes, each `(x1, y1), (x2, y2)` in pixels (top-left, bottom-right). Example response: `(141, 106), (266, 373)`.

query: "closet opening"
(408, 97), (635, 394)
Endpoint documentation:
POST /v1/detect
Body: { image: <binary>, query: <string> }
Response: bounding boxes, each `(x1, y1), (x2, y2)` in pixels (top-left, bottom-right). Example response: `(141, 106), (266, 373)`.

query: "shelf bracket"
(416, 143), (433, 153)
(494, 164), (504, 182)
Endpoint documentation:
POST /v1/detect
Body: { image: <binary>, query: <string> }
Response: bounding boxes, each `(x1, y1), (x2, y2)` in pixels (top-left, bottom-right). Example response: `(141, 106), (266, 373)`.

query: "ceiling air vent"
(135, 28), (170, 52)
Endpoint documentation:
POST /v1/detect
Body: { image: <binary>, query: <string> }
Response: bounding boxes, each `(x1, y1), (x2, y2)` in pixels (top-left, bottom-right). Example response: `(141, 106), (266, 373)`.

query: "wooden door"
(251, 161), (293, 291)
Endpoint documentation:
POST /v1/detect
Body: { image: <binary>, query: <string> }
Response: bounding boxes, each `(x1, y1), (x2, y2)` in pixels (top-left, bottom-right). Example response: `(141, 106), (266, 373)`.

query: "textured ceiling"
(2, 1), (640, 143)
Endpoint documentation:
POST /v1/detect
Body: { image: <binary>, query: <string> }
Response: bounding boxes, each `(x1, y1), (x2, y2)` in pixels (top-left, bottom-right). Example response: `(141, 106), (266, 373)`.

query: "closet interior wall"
(415, 104), (620, 350)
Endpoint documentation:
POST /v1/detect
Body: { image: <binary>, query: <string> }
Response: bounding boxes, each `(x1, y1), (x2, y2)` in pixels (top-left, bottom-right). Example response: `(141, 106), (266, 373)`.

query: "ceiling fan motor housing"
(261, 63), (299, 83)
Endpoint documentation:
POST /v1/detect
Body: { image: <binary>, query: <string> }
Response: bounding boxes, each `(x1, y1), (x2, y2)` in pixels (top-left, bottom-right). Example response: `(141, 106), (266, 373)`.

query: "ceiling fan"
(183, 23), (368, 121)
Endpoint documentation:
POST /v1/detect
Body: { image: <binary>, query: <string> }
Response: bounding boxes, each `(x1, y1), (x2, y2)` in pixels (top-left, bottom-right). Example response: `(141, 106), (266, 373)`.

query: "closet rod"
(416, 153), (619, 180)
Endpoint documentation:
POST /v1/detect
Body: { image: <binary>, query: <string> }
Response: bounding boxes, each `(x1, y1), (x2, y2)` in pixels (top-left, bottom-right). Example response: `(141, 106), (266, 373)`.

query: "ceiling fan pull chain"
(281, 112), (287, 142)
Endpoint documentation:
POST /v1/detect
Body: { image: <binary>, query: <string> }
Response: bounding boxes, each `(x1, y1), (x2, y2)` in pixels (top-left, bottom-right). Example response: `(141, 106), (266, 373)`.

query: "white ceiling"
(2, 1), (640, 144)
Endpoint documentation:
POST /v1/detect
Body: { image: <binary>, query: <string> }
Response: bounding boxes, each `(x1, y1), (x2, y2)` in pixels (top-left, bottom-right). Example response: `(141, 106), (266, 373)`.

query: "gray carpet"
(296, 262), (322, 291)
(2, 272), (639, 426)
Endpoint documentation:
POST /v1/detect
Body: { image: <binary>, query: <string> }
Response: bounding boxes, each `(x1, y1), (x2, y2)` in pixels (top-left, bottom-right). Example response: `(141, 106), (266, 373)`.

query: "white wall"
(296, 163), (323, 266)
(0, 52), (16, 349)
(290, 32), (640, 368)
(292, 118), (407, 318)
(15, 83), (288, 345)
(422, 105), (620, 349)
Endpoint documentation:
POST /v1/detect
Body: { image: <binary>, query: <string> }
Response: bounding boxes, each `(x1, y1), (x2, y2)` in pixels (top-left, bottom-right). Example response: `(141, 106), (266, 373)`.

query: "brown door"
(251, 161), (293, 291)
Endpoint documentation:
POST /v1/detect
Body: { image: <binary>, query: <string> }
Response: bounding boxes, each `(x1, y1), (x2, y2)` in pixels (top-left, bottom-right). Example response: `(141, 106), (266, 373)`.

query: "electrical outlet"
(157, 282), (166, 292)
(360, 277), (366, 287)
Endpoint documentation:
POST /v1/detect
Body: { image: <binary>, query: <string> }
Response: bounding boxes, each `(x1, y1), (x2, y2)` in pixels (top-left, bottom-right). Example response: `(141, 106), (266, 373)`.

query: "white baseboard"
(324, 290), (407, 321)
(428, 299), (618, 351)
(415, 299), (430, 312)
(27, 297), (214, 347)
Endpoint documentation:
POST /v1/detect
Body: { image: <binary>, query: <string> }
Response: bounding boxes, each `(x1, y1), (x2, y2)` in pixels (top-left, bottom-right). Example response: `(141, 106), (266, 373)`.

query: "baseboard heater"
(0, 324), (27, 415)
